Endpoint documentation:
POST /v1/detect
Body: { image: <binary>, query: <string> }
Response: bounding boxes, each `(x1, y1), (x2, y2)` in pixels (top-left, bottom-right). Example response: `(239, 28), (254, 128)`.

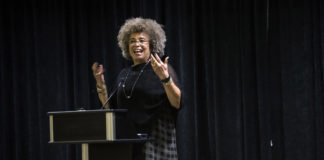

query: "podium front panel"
(48, 109), (138, 143)
(52, 112), (106, 142)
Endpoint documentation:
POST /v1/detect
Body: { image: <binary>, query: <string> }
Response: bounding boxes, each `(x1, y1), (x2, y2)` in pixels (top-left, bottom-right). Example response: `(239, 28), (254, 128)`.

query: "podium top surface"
(47, 109), (128, 115)
(48, 138), (152, 144)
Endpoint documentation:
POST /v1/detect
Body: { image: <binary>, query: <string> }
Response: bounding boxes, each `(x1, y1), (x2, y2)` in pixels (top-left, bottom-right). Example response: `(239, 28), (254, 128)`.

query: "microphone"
(101, 81), (122, 109)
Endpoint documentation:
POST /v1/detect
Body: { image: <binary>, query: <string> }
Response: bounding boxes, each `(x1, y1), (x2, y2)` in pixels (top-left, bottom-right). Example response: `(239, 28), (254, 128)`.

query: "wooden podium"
(48, 109), (148, 160)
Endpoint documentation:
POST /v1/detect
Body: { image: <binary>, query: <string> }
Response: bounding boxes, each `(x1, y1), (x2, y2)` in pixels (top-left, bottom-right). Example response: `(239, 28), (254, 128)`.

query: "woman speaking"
(92, 17), (182, 160)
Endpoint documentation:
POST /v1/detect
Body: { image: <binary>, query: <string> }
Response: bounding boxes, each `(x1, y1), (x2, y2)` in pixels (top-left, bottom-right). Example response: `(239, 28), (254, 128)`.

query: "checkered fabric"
(143, 108), (178, 160)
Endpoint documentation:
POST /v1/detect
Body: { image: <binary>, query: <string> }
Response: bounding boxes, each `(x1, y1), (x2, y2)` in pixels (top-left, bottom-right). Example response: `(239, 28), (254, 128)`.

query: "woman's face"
(128, 32), (151, 65)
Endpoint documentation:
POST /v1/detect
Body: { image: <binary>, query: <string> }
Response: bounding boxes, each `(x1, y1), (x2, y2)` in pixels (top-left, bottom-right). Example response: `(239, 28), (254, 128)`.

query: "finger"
(164, 57), (169, 65)
(98, 65), (104, 74)
(151, 54), (158, 66)
(92, 62), (99, 71)
(154, 53), (163, 64)
(151, 54), (157, 62)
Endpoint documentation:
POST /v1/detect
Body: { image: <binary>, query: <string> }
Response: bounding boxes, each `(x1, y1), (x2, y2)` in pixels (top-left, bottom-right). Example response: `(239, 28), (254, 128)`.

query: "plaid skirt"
(142, 109), (178, 160)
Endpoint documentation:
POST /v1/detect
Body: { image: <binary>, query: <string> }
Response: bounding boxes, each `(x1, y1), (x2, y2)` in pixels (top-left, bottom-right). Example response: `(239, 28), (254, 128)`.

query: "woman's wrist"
(162, 77), (172, 86)
(96, 83), (107, 93)
(161, 75), (172, 85)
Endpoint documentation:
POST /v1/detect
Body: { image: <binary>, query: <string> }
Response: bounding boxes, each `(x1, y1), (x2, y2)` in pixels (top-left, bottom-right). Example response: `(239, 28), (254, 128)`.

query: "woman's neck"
(132, 58), (151, 66)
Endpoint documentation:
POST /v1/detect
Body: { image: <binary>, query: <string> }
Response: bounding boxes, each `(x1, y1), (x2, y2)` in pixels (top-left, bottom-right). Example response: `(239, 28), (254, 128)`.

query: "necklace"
(122, 60), (150, 99)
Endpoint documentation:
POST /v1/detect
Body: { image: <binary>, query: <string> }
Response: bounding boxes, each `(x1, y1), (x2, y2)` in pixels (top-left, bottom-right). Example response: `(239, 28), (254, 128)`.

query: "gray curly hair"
(117, 17), (166, 60)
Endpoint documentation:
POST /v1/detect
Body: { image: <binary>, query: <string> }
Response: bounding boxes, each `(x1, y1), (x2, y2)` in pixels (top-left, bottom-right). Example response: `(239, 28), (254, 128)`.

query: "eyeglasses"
(129, 39), (148, 45)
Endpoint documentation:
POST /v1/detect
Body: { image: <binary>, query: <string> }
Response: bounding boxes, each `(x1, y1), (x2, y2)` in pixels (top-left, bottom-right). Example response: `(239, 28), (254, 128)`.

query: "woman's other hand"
(92, 62), (105, 86)
(92, 62), (109, 108)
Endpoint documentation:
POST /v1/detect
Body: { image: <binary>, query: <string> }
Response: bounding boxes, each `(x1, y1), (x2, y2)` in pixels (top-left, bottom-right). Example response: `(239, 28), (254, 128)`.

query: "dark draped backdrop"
(1, 0), (324, 160)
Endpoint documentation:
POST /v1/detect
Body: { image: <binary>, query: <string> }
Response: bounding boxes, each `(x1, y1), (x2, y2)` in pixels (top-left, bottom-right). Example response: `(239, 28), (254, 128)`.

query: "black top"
(109, 62), (180, 133)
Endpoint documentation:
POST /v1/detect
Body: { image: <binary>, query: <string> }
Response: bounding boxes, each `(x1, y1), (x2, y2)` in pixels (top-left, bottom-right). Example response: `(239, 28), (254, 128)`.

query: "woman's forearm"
(96, 83), (110, 109)
(163, 78), (181, 109)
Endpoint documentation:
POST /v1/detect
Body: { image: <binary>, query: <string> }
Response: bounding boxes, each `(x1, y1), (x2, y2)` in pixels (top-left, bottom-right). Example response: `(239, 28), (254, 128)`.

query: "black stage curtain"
(1, 0), (324, 160)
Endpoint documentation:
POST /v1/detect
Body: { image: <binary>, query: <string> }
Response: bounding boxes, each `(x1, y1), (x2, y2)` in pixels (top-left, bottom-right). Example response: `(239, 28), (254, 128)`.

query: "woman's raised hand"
(92, 62), (105, 85)
(150, 53), (169, 80)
